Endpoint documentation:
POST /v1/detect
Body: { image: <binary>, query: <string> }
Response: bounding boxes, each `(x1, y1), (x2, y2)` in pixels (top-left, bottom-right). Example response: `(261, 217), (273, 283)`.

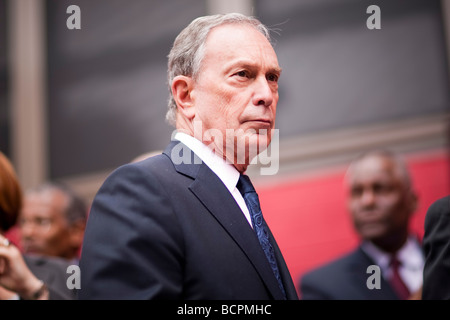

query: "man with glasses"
(19, 183), (87, 264)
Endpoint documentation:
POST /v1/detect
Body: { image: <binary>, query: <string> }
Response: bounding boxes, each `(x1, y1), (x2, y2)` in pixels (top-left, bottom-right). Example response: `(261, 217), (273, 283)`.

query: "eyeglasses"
(18, 217), (53, 233)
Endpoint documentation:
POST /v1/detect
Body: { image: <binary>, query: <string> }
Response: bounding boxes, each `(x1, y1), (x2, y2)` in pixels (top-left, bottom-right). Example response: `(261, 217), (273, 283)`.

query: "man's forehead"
(349, 156), (401, 183)
(25, 189), (68, 207)
(206, 23), (273, 50)
(203, 24), (279, 67)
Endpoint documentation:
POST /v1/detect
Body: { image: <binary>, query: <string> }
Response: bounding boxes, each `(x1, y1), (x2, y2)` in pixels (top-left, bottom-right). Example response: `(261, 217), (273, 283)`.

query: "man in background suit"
(422, 195), (450, 299)
(79, 13), (298, 300)
(299, 150), (424, 299)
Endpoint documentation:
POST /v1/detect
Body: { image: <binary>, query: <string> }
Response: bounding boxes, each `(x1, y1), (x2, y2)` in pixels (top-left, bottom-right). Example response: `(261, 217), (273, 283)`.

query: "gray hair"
(26, 182), (87, 225)
(166, 13), (272, 126)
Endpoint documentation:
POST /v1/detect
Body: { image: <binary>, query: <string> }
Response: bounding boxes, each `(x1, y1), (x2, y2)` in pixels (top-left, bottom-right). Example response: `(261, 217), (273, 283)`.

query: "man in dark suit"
(422, 195), (450, 300)
(299, 150), (424, 300)
(79, 13), (298, 300)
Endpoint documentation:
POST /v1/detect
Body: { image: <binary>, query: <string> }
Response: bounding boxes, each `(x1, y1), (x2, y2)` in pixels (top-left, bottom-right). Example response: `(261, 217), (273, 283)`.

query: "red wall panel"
(257, 150), (450, 293)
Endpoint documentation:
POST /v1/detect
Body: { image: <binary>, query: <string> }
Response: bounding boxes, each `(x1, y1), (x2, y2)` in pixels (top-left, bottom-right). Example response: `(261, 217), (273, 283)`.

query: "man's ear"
(408, 189), (418, 214)
(69, 220), (86, 249)
(171, 75), (195, 120)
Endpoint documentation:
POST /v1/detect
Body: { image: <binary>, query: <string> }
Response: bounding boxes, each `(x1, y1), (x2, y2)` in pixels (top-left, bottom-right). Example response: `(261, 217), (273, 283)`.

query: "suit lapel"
(351, 247), (400, 299)
(164, 141), (286, 300)
(190, 165), (286, 299)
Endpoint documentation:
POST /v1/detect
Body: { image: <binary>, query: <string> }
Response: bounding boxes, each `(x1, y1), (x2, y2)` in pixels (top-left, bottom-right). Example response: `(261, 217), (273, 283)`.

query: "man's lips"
(244, 119), (273, 126)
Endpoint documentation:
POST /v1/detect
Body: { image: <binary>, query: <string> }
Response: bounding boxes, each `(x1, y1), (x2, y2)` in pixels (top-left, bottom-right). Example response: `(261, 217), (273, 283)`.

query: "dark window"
(46, 0), (206, 179)
(257, 0), (449, 138)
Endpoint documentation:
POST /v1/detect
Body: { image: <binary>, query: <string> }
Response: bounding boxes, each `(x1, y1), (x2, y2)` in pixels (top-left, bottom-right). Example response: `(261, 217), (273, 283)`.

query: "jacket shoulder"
(24, 254), (77, 300)
(301, 249), (364, 281)
(425, 195), (450, 225)
(299, 249), (371, 299)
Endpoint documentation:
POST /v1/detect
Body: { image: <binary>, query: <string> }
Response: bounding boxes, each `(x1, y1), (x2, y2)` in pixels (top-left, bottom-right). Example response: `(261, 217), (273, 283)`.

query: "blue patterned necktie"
(237, 174), (286, 298)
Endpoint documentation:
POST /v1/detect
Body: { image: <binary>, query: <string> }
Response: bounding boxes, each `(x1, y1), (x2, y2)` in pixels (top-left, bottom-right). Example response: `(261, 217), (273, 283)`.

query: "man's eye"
(235, 71), (248, 78)
(267, 74), (279, 82)
(373, 184), (394, 194)
(36, 218), (52, 226)
(351, 187), (363, 197)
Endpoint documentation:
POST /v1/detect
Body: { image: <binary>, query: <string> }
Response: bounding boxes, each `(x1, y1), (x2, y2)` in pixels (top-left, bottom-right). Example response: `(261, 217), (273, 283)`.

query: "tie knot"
(237, 174), (256, 195)
(390, 255), (402, 269)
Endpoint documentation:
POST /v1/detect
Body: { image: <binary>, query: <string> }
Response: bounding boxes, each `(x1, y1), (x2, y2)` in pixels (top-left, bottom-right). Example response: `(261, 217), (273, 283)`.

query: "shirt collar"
(174, 132), (240, 193)
(361, 236), (424, 271)
(396, 236), (424, 270)
(361, 241), (391, 273)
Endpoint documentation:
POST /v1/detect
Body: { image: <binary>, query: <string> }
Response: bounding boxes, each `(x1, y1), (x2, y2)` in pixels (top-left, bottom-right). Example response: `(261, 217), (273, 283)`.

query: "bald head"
(346, 150), (412, 190)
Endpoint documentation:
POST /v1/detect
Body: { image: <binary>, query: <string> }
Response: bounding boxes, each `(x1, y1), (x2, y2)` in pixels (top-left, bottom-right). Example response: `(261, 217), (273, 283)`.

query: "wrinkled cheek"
(256, 133), (271, 152)
(212, 87), (236, 112)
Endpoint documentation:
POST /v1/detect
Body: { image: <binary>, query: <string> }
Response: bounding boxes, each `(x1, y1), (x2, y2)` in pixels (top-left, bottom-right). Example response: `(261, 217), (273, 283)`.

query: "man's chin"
(358, 224), (386, 240)
(246, 132), (271, 147)
(234, 137), (270, 160)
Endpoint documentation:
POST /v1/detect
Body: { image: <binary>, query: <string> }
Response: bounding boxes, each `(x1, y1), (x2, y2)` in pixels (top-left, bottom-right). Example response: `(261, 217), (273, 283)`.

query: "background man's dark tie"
(237, 174), (286, 298)
(389, 254), (410, 300)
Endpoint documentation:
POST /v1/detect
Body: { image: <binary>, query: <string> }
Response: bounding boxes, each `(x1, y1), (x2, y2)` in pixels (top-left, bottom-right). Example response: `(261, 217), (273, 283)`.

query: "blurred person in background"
(422, 195), (450, 300)
(299, 149), (423, 300)
(19, 182), (87, 265)
(0, 151), (76, 300)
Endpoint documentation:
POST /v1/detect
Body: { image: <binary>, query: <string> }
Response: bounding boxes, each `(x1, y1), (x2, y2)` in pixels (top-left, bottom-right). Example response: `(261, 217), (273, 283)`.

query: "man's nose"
(360, 189), (376, 207)
(252, 76), (274, 107)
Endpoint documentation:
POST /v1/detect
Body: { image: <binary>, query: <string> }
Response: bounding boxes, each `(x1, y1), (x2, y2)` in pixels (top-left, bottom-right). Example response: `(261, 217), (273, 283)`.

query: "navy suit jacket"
(299, 247), (402, 300)
(25, 254), (77, 300)
(79, 141), (298, 300)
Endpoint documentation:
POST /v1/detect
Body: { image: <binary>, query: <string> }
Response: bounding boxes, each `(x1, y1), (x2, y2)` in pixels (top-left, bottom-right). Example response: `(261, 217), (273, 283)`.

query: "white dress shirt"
(174, 132), (253, 227)
(361, 236), (424, 294)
